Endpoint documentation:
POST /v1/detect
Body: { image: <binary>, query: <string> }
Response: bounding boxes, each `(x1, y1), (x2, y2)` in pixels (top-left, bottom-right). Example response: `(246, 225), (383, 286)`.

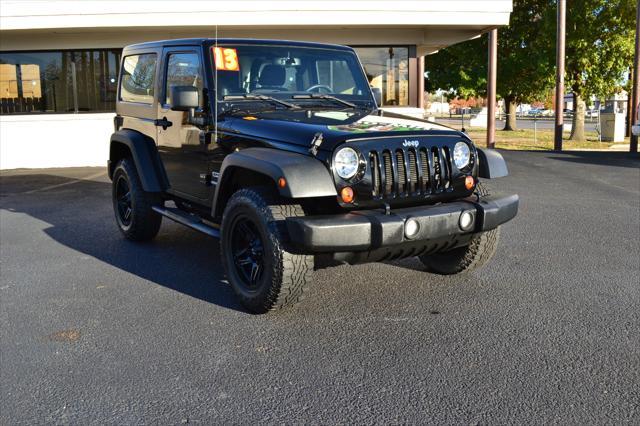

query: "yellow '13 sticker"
(213, 47), (240, 71)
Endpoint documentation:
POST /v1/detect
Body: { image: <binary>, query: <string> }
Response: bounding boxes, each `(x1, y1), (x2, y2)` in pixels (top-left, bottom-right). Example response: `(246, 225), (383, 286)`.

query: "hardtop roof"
(123, 38), (355, 53)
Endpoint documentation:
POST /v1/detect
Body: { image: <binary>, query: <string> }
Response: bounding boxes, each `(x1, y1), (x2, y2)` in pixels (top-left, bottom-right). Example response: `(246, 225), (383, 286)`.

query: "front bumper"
(286, 194), (519, 253)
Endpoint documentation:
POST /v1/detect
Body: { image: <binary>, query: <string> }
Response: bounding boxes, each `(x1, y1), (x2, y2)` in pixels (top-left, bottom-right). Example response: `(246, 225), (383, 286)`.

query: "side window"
(165, 52), (203, 106)
(120, 53), (157, 104)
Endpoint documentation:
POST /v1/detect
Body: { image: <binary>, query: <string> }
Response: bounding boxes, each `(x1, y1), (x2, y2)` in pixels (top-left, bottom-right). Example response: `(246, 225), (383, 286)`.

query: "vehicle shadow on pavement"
(0, 174), (246, 313)
(545, 151), (640, 168)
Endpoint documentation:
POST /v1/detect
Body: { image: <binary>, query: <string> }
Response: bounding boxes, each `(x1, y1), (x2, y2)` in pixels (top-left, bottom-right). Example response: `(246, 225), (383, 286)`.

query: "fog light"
(459, 211), (474, 231)
(405, 218), (420, 239)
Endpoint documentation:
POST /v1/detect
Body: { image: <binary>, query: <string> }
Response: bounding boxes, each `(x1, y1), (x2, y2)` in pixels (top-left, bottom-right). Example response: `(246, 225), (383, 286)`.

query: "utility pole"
(630, 0), (640, 153)
(627, 70), (633, 138)
(554, 0), (566, 151)
(487, 29), (498, 149)
(418, 56), (425, 110)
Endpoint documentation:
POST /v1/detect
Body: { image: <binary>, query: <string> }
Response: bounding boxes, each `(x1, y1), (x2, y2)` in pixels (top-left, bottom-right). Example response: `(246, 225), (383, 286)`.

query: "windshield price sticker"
(213, 47), (240, 71)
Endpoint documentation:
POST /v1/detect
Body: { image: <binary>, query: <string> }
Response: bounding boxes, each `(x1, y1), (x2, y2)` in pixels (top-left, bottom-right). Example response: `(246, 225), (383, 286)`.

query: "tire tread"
(221, 188), (313, 313)
(419, 227), (501, 275)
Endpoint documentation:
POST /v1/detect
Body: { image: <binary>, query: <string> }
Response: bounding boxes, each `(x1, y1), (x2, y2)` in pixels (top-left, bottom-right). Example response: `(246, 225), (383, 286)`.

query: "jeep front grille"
(369, 146), (452, 199)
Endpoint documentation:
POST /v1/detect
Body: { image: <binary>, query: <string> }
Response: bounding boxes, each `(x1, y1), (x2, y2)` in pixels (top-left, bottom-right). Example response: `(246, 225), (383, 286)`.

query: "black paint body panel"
(109, 129), (168, 192)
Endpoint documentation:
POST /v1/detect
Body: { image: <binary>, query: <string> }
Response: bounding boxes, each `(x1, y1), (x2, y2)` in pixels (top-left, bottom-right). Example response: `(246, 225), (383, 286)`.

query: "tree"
(425, 0), (556, 131)
(498, 0), (556, 130)
(424, 36), (486, 103)
(565, 0), (636, 141)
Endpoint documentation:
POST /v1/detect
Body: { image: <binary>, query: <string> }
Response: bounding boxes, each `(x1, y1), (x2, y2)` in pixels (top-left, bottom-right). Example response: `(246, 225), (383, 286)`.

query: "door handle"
(154, 117), (173, 130)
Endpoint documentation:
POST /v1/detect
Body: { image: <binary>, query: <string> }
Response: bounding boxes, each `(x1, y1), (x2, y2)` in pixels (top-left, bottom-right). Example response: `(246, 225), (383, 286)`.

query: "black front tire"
(418, 227), (500, 275)
(220, 188), (313, 313)
(112, 158), (162, 241)
(418, 179), (500, 275)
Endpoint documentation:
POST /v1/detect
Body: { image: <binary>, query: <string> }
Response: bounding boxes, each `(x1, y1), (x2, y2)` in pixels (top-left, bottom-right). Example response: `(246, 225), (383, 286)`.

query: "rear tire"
(419, 227), (500, 275)
(220, 188), (313, 313)
(112, 158), (162, 241)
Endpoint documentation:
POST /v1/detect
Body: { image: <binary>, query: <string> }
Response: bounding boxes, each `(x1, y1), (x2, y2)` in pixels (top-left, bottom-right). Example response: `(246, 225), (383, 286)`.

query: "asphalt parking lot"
(1, 151), (639, 424)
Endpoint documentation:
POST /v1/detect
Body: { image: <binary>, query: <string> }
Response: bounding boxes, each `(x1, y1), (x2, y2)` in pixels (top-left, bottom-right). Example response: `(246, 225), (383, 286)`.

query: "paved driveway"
(1, 151), (638, 424)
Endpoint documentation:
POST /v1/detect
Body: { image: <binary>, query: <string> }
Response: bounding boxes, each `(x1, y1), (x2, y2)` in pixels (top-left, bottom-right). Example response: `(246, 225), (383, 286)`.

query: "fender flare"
(212, 147), (337, 216)
(109, 129), (169, 192)
(476, 147), (509, 179)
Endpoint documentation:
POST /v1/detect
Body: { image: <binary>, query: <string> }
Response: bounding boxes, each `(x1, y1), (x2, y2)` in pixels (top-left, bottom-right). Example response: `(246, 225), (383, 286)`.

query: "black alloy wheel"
(111, 158), (162, 241)
(115, 175), (133, 227)
(229, 215), (265, 290)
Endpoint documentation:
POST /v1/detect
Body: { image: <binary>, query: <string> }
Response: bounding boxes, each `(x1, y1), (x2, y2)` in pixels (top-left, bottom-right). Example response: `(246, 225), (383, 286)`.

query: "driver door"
(156, 48), (211, 201)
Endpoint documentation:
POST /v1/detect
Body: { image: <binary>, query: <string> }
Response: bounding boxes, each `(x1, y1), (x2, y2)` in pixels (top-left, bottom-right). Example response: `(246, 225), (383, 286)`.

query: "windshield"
(211, 44), (373, 106)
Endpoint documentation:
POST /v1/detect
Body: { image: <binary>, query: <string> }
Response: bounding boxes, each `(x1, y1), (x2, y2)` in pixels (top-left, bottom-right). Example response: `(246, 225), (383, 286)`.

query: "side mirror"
(170, 86), (199, 111)
(371, 87), (382, 107)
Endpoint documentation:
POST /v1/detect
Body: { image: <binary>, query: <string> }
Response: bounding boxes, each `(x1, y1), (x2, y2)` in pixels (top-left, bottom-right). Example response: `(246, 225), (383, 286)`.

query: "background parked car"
(527, 108), (553, 117)
(585, 109), (600, 118)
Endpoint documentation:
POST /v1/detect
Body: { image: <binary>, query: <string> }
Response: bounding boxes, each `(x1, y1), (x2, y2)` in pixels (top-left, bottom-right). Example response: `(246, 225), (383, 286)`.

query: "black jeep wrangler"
(109, 38), (518, 313)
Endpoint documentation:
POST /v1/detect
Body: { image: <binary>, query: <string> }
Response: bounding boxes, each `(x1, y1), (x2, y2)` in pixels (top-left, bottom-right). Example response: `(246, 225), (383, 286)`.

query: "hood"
(226, 108), (465, 152)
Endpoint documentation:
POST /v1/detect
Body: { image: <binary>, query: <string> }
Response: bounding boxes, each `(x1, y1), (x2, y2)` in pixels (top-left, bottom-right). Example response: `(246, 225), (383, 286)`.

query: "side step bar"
(152, 206), (220, 238)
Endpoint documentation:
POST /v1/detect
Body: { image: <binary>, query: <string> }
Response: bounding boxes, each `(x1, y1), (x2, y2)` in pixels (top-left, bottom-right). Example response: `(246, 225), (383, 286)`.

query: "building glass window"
(0, 46), (414, 112)
(353, 47), (409, 106)
(0, 49), (121, 114)
(316, 59), (358, 94)
(120, 53), (157, 104)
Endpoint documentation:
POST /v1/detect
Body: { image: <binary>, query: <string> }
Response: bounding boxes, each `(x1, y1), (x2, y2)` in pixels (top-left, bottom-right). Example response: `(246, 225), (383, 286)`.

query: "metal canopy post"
(487, 29), (498, 149)
(554, 0), (566, 151)
(630, 0), (640, 153)
(418, 56), (425, 110)
(627, 70), (634, 138)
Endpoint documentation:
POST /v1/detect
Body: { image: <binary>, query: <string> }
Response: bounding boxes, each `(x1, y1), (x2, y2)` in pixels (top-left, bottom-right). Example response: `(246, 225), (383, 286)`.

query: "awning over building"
(0, 0), (514, 169)
(1, 0), (512, 54)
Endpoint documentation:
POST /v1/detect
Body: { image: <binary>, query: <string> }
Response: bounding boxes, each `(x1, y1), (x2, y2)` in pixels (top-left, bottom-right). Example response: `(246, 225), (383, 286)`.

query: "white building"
(0, 0), (512, 169)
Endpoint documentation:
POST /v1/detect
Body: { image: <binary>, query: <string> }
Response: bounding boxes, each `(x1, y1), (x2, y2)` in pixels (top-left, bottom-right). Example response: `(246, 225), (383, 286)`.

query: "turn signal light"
(465, 176), (475, 190)
(340, 186), (355, 203)
(278, 177), (287, 189)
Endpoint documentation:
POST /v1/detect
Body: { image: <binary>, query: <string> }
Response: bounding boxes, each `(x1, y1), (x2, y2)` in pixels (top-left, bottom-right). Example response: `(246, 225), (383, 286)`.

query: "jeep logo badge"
(402, 139), (420, 148)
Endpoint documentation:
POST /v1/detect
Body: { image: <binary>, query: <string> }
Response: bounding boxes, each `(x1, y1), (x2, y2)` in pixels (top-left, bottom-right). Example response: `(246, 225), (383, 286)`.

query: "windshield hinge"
(309, 132), (324, 156)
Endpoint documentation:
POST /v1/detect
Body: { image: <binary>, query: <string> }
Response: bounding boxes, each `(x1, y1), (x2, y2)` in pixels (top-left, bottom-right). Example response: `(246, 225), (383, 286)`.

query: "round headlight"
(334, 147), (359, 179)
(453, 142), (471, 169)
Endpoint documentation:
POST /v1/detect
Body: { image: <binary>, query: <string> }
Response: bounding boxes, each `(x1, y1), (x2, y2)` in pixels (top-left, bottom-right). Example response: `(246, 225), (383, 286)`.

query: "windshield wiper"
(223, 94), (300, 109)
(217, 106), (253, 118)
(292, 94), (357, 108)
